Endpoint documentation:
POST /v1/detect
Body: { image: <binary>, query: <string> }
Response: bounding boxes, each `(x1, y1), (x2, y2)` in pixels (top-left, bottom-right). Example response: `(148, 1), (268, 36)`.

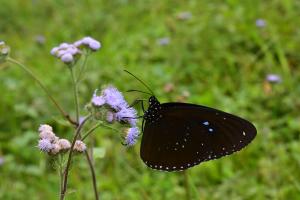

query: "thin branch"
(7, 57), (78, 127)
(60, 115), (91, 200)
(69, 67), (80, 123)
(85, 150), (99, 200)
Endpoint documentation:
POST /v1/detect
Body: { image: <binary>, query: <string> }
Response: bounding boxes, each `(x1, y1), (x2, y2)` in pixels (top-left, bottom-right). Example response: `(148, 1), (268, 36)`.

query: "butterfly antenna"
(124, 70), (155, 95)
(127, 89), (152, 96)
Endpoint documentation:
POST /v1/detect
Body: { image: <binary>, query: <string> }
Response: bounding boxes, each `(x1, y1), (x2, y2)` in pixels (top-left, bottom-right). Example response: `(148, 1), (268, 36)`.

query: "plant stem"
(60, 115), (91, 200)
(184, 171), (190, 200)
(76, 52), (89, 83)
(85, 150), (99, 200)
(59, 155), (64, 198)
(69, 67), (80, 123)
(82, 122), (103, 141)
(7, 57), (78, 127)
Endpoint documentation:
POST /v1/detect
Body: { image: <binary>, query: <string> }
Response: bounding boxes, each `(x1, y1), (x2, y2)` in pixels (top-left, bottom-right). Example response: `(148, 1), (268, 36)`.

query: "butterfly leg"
(129, 99), (146, 112)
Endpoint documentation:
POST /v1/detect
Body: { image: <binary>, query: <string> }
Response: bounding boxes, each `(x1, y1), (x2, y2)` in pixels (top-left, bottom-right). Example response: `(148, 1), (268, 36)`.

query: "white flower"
(51, 143), (61, 155)
(58, 139), (71, 150)
(74, 140), (87, 152)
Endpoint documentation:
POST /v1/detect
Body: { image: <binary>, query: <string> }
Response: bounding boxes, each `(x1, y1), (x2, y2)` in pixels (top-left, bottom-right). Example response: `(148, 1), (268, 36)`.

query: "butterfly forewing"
(140, 103), (256, 171)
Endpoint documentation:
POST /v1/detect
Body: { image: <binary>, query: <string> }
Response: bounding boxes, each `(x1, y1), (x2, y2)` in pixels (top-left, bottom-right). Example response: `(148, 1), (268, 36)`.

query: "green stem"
(82, 122), (102, 141)
(7, 57), (78, 127)
(59, 155), (64, 199)
(60, 115), (91, 200)
(82, 121), (119, 141)
(184, 171), (190, 200)
(69, 67), (80, 123)
(76, 52), (89, 83)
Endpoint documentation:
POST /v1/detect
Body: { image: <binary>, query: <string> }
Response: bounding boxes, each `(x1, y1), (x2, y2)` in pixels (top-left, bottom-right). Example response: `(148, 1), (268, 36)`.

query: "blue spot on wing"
(203, 121), (209, 126)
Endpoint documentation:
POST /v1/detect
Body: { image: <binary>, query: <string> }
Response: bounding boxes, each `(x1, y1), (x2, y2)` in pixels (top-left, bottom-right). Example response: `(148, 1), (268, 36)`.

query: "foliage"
(1, 0), (300, 199)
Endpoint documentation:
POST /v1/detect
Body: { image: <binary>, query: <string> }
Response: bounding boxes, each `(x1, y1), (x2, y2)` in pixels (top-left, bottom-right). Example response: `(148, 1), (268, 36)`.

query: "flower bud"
(0, 41), (10, 63)
(74, 140), (87, 152)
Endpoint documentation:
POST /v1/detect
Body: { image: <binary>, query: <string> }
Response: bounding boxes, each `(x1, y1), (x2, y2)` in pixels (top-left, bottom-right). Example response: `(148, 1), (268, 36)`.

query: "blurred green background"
(1, 0), (300, 199)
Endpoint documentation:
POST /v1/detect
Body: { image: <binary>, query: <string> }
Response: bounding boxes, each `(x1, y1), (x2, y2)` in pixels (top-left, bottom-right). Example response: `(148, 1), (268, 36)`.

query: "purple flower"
(51, 43), (81, 64)
(157, 37), (170, 46)
(102, 86), (128, 111)
(38, 139), (53, 152)
(115, 107), (138, 126)
(0, 157), (4, 166)
(256, 19), (266, 28)
(92, 90), (106, 107)
(61, 53), (74, 63)
(266, 74), (282, 83)
(124, 127), (139, 146)
(74, 36), (101, 51)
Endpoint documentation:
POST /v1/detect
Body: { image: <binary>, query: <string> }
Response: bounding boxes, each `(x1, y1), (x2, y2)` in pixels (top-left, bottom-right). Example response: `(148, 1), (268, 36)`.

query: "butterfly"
(125, 70), (257, 172)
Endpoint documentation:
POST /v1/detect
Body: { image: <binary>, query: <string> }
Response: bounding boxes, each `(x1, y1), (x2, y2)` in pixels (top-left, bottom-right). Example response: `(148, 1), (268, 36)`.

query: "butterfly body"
(140, 96), (257, 172)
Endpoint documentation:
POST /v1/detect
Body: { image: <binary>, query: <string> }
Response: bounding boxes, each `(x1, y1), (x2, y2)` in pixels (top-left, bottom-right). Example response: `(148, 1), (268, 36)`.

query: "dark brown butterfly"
(125, 70), (257, 172)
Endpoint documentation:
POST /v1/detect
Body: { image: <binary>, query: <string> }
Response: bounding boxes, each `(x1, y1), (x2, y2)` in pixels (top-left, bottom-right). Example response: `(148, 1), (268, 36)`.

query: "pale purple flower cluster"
(74, 37), (101, 51)
(124, 127), (139, 146)
(266, 74), (282, 83)
(74, 140), (87, 152)
(157, 37), (170, 46)
(91, 86), (140, 146)
(51, 36), (101, 64)
(256, 19), (266, 28)
(51, 43), (81, 63)
(37, 124), (71, 155)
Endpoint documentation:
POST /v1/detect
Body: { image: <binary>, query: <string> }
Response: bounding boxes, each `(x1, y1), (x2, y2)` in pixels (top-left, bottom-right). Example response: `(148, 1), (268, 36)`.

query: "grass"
(1, 0), (300, 199)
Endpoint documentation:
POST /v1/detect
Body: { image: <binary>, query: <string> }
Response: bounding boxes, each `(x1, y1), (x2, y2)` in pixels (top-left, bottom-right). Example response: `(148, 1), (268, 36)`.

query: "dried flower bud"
(74, 140), (87, 152)
(51, 143), (61, 155)
(58, 139), (71, 150)
(106, 111), (115, 123)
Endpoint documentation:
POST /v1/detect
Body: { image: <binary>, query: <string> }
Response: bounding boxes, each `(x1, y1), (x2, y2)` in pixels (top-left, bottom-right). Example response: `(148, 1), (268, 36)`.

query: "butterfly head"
(149, 96), (160, 106)
(144, 96), (162, 123)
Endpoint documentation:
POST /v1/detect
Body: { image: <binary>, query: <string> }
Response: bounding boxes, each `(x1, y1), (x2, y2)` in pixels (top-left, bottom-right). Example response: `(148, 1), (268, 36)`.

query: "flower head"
(0, 41), (10, 63)
(266, 74), (282, 83)
(38, 139), (53, 153)
(256, 19), (266, 28)
(39, 131), (56, 141)
(74, 36), (101, 51)
(124, 127), (139, 146)
(58, 139), (71, 150)
(51, 143), (61, 155)
(38, 124), (53, 133)
(157, 37), (170, 46)
(102, 86), (128, 111)
(74, 140), (87, 152)
(51, 43), (81, 64)
(115, 107), (137, 126)
(92, 90), (106, 107)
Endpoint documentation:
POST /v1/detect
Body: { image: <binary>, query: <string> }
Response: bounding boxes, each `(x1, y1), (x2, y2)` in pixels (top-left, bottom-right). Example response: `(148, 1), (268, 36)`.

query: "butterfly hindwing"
(140, 102), (256, 171)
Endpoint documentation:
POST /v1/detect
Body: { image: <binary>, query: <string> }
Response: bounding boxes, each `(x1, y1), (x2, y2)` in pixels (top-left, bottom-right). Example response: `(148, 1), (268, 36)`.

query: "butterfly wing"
(140, 103), (256, 171)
